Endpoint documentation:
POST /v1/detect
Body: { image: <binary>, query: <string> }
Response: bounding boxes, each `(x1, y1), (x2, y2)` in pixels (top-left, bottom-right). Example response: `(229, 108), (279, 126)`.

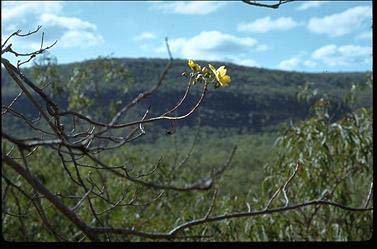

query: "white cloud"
(312, 45), (337, 60)
(355, 30), (372, 41)
(2, 1), (63, 22)
(40, 14), (97, 31)
(277, 57), (301, 71)
(155, 31), (258, 59)
(255, 44), (271, 52)
(10, 40), (44, 51)
(2, 1), (104, 51)
(311, 44), (372, 66)
(156, 37), (187, 54)
(303, 60), (317, 68)
(58, 31), (104, 49)
(277, 52), (317, 71)
(307, 6), (372, 37)
(238, 16), (301, 33)
(155, 30), (264, 67)
(153, 1), (226, 15)
(134, 32), (157, 42)
(237, 59), (259, 67)
(278, 43), (371, 71)
(296, 1), (329, 11)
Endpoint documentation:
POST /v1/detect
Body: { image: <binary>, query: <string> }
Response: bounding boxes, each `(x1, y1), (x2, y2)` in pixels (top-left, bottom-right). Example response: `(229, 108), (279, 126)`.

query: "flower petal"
(188, 59), (195, 69)
(219, 75), (231, 86)
(218, 66), (228, 77)
(223, 75), (231, 83)
(208, 64), (217, 75)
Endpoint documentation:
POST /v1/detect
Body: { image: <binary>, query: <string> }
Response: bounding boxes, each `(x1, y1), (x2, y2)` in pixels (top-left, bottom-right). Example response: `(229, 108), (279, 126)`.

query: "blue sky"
(1, 1), (372, 72)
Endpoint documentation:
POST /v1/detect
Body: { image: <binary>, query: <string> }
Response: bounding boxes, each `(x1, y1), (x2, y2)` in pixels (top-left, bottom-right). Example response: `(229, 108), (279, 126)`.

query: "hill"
(1, 58), (371, 134)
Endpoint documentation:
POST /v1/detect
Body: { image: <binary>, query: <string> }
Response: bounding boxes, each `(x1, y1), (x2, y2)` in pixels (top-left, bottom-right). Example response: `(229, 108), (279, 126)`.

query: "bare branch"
(3, 154), (99, 241)
(364, 182), (373, 208)
(242, 0), (294, 9)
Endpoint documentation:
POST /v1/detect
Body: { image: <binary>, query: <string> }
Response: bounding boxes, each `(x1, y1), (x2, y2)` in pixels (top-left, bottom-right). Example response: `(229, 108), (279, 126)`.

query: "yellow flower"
(188, 59), (201, 71)
(208, 64), (231, 87)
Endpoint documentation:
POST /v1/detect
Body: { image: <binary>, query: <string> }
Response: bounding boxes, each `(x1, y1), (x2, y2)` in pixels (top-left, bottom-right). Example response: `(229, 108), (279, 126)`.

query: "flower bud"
(188, 59), (201, 71)
(201, 67), (210, 74)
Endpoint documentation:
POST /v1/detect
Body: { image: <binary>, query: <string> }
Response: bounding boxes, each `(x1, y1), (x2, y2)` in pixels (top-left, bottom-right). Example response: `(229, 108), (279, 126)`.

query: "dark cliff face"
(0, 88), (350, 135)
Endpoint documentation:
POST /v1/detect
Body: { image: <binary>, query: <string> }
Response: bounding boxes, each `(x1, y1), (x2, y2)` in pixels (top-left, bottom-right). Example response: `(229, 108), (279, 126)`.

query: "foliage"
(31, 54), (132, 121)
(2, 76), (372, 241)
(259, 79), (373, 240)
(1, 27), (372, 242)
